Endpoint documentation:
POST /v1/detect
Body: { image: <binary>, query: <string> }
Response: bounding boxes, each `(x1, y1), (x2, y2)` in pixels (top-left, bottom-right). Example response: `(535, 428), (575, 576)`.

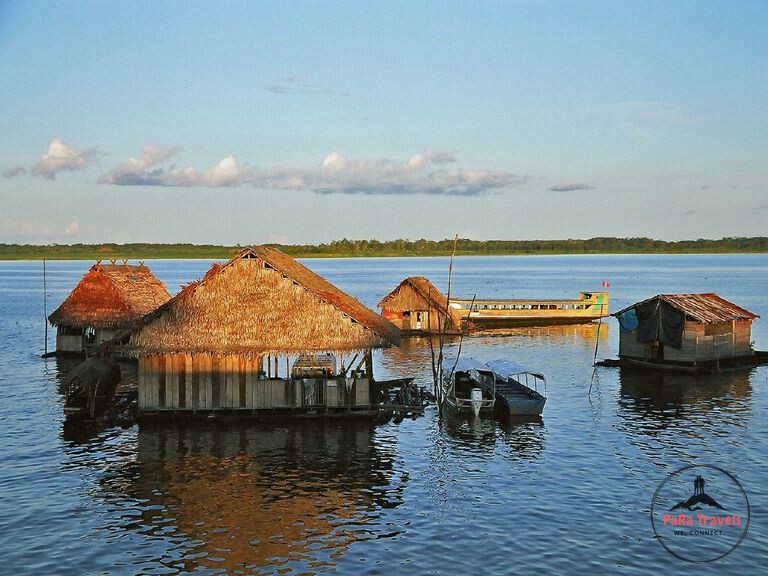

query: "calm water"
(1, 254), (767, 575)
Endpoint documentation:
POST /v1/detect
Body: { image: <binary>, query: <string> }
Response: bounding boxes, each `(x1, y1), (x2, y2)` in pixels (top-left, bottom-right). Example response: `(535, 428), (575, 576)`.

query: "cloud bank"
(98, 144), (184, 185)
(30, 138), (97, 179)
(100, 147), (527, 196)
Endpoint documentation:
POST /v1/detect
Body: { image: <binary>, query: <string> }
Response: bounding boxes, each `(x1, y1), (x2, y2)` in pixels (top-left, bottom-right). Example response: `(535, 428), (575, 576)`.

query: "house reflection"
(95, 422), (403, 574)
(616, 367), (753, 437)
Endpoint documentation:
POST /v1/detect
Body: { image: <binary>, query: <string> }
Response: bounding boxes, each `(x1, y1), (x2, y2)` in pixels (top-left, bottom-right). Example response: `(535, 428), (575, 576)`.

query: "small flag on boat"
(602, 280), (611, 288)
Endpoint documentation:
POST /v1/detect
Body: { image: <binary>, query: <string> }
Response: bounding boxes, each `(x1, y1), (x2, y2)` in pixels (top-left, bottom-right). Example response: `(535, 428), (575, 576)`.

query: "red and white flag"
(601, 280), (611, 288)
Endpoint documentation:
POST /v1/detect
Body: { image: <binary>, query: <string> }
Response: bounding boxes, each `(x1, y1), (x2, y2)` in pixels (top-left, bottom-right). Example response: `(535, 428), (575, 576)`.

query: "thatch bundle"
(48, 262), (171, 329)
(378, 276), (459, 332)
(130, 246), (400, 357)
(378, 276), (448, 312)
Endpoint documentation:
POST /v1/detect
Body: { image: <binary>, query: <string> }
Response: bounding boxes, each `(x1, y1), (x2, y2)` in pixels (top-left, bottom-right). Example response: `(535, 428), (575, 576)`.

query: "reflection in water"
(616, 368), (753, 440)
(440, 414), (546, 461)
(77, 423), (403, 574)
(378, 323), (608, 388)
(471, 322), (609, 350)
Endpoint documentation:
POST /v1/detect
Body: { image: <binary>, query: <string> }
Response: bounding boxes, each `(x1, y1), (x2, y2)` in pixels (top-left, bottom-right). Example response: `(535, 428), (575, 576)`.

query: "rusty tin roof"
(613, 293), (759, 323)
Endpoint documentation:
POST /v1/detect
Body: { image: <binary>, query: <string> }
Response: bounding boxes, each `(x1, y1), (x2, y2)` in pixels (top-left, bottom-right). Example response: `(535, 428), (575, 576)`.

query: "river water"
(0, 254), (766, 575)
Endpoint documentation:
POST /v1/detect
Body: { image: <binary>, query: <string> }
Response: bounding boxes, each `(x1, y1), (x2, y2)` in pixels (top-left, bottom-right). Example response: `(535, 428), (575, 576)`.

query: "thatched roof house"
(378, 276), (459, 334)
(613, 293), (759, 365)
(48, 261), (171, 354)
(132, 246), (399, 356)
(131, 246), (401, 416)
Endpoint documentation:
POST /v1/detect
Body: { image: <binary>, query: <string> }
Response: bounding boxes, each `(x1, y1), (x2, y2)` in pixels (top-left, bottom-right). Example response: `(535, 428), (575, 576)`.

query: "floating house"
(48, 261), (171, 355)
(129, 246), (401, 417)
(613, 293), (759, 368)
(378, 276), (460, 334)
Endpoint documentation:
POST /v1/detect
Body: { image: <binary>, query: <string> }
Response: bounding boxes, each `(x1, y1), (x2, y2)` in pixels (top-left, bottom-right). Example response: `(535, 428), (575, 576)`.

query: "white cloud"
(99, 147), (526, 196)
(64, 222), (80, 235)
(31, 138), (96, 179)
(406, 149), (456, 170)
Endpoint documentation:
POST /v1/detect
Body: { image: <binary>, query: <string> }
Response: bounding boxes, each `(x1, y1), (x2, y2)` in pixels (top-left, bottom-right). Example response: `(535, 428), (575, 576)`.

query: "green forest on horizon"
(1, 237), (767, 260)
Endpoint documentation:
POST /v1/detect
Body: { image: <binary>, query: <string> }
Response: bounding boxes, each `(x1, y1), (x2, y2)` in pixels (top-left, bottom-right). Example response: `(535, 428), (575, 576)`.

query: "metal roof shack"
(612, 293), (759, 366)
(613, 293), (758, 324)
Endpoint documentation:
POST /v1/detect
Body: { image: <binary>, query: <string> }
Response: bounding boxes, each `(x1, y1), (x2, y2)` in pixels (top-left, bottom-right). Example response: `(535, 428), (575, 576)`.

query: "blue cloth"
(617, 308), (639, 331)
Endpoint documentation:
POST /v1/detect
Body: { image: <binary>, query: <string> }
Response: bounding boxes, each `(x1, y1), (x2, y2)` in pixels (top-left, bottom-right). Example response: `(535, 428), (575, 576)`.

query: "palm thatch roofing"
(129, 246), (401, 357)
(48, 261), (172, 329)
(378, 276), (449, 313)
(613, 293), (759, 324)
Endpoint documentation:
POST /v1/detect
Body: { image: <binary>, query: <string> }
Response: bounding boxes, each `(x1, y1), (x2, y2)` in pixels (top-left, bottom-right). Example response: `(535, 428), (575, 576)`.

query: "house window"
(59, 325), (83, 336)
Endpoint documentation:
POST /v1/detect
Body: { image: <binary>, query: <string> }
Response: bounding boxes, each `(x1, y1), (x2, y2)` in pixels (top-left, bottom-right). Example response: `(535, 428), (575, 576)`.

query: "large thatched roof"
(130, 246), (400, 356)
(48, 262), (171, 329)
(378, 276), (449, 313)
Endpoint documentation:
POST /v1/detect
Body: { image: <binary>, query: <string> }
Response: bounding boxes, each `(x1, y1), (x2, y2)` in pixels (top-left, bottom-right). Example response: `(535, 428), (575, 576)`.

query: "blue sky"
(1, 0), (766, 245)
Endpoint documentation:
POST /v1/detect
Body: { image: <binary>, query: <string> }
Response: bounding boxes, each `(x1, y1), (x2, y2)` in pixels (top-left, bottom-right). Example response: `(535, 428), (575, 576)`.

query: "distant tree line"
(1, 237), (767, 260)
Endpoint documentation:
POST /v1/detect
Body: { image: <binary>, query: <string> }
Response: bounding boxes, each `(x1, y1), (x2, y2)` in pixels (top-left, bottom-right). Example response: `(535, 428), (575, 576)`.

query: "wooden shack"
(613, 293), (758, 367)
(378, 276), (460, 334)
(48, 261), (171, 355)
(129, 246), (401, 417)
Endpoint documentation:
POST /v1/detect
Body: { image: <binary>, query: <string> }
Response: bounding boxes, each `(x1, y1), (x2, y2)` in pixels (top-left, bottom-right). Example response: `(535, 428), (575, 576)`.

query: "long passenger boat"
(378, 277), (609, 333)
(449, 291), (609, 328)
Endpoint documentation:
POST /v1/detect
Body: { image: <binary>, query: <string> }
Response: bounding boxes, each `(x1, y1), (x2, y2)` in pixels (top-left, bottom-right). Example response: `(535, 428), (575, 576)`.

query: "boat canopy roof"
(442, 356), (494, 374)
(485, 359), (545, 381)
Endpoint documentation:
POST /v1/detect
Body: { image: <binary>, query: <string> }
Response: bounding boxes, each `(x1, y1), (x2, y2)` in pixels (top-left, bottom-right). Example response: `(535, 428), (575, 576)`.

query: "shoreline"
(2, 238), (767, 261)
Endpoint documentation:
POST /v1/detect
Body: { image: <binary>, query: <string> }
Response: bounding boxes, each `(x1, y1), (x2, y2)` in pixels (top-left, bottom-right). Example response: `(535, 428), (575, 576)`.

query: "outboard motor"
(470, 387), (483, 417)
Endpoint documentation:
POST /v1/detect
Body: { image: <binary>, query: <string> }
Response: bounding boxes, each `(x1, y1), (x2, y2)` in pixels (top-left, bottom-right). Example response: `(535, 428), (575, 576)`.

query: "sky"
(0, 0), (766, 245)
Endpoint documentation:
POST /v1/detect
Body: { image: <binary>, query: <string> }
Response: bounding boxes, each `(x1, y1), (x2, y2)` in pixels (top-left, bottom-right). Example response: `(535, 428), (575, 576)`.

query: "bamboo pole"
(428, 234), (459, 415)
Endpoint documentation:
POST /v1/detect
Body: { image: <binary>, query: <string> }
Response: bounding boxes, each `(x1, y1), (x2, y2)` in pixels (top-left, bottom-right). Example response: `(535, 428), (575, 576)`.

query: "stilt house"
(129, 246), (401, 416)
(378, 276), (459, 334)
(48, 261), (171, 355)
(613, 293), (759, 365)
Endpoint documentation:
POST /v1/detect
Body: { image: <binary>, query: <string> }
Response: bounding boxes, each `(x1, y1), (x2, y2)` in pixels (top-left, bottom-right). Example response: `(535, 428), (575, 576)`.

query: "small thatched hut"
(130, 246), (400, 416)
(613, 293), (759, 366)
(378, 276), (460, 334)
(48, 261), (171, 355)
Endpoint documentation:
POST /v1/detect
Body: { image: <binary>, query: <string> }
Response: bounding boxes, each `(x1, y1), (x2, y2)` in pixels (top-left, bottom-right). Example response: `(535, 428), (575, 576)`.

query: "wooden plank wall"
(138, 354), (370, 412)
(56, 334), (83, 353)
(619, 320), (754, 362)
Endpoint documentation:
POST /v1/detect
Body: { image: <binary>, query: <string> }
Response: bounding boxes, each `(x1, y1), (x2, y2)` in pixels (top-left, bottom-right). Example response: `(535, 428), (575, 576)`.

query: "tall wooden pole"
(592, 303), (604, 366)
(43, 259), (48, 356)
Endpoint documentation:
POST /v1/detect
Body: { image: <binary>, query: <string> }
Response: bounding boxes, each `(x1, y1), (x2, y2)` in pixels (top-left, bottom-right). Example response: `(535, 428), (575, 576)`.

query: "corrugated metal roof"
(613, 293), (759, 323)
